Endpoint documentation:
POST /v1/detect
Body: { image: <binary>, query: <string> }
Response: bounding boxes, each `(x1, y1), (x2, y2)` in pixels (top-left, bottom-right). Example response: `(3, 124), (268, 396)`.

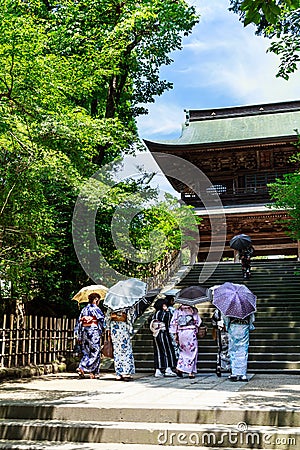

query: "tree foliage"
(0, 0), (199, 315)
(269, 171), (300, 239)
(229, 0), (300, 79)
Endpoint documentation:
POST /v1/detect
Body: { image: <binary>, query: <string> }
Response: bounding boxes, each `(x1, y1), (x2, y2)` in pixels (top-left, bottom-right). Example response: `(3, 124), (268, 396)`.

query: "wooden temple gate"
(145, 100), (300, 261)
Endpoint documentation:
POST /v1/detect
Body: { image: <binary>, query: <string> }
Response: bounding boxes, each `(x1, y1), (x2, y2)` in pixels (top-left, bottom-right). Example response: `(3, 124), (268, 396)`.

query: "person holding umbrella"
(150, 297), (177, 377)
(170, 286), (206, 378)
(239, 245), (254, 280)
(104, 278), (147, 381)
(229, 234), (254, 280)
(212, 282), (256, 382)
(208, 285), (230, 377)
(211, 308), (231, 377)
(76, 292), (105, 379)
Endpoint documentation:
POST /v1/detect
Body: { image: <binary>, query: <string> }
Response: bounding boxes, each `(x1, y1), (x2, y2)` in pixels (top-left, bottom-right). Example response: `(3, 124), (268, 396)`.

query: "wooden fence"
(0, 314), (77, 368)
(0, 250), (182, 369)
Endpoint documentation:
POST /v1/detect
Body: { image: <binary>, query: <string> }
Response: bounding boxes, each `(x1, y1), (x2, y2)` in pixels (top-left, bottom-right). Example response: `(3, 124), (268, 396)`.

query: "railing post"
(233, 249), (239, 263)
(0, 314), (6, 368)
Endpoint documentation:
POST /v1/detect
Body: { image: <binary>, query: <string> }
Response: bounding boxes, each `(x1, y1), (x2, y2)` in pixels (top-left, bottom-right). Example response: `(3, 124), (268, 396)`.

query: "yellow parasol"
(72, 284), (108, 304)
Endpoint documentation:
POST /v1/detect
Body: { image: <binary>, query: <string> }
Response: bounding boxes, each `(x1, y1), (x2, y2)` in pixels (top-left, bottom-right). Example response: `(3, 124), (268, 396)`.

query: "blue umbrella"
(212, 282), (256, 319)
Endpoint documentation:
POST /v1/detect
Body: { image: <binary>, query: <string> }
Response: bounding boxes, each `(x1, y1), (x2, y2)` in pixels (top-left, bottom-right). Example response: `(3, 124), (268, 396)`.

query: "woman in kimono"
(166, 295), (180, 360)
(105, 306), (136, 381)
(76, 292), (105, 379)
(169, 303), (201, 378)
(222, 312), (255, 382)
(211, 308), (231, 377)
(150, 298), (177, 377)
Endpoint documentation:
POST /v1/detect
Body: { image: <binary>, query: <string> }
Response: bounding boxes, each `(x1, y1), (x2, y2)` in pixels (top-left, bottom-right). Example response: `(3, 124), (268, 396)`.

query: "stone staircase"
(1, 261), (300, 450)
(0, 372), (299, 449)
(133, 260), (300, 374)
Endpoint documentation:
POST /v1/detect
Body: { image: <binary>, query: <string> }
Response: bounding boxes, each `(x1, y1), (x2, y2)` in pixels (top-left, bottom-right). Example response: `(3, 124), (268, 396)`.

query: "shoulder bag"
(101, 330), (114, 358)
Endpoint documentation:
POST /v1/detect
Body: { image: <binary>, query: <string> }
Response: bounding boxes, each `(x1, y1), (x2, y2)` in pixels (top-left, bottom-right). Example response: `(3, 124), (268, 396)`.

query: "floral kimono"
(169, 305), (201, 375)
(222, 313), (255, 377)
(211, 309), (231, 376)
(77, 303), (105, 375)
(105, 307), (136, 377)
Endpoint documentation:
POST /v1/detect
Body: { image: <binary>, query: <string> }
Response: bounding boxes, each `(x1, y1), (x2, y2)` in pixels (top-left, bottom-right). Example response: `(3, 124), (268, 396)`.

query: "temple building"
(144, 100), (300, 261)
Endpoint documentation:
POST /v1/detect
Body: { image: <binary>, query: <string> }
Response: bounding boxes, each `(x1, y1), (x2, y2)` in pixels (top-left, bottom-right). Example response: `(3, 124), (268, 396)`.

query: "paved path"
(1, 372), (300, 449)
(1, 372), (300, 412)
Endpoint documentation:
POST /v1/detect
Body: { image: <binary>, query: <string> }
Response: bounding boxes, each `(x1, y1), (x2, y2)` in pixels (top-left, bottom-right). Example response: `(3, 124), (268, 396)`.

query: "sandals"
(228, 375), (238, 382)
(77, 369), (98, 379)
(228, 375), (248, 382)
(122, 375), (133, 382)
(115, 375), (133, 381)
(188, 374), (195, 379)
(238, 375), (248, 382)
(76, 368), (85, 379)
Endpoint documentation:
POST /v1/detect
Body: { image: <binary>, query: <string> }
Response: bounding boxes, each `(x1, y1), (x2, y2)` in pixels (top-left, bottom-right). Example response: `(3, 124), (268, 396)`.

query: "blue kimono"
(77, 304), (105, 375)
(222, 313), (255, 377)
(105, 307), (136, 377)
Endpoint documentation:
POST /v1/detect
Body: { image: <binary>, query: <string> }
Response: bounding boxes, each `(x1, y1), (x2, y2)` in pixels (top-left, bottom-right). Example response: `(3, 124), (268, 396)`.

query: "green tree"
(229, 0), (300, 79)
(269, 153), (300, 240)
(0, 0), (199, 315)
(74, 169), (201, 287)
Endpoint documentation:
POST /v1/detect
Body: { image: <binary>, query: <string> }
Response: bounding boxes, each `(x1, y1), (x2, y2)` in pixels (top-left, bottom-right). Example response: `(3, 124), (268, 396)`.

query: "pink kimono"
(169, 305), (201, 375)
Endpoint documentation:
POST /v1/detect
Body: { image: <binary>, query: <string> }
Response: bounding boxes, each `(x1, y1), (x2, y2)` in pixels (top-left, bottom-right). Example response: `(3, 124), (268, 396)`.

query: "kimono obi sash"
(110, 311), (127, 322)
(230, 317), (250, 325)
(81, 315), (98, 327)
(177, 314), (194, 328)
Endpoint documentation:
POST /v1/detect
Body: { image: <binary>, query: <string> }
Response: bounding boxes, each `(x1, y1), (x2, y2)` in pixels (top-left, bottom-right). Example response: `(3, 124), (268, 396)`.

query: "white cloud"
(137, 102), (185, 140)
(137, 0), (300, 141)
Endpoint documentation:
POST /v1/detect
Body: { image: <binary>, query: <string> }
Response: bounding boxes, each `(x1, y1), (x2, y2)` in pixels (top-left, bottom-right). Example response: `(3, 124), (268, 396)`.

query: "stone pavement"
(0, 371), (300, 449)
(1, 371), (300, 413)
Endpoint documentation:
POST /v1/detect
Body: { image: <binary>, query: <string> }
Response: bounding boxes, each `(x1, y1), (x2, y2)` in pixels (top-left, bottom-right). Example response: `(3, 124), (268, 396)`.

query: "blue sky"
(137, 0), (300, 142)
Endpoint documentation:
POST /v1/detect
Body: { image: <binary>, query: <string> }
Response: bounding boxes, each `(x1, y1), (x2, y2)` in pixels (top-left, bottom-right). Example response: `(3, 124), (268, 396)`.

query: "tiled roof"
(144, 101), (300, 148)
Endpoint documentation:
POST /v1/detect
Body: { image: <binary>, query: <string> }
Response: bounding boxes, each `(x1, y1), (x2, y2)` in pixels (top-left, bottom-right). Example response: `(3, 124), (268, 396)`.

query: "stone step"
(135, 331), (300, 339)
(136, 366), (300, 374)
(0, 419), (298, 448)
(0, 443), (248, 450)
(131, 260), (300, 374)
(134, 343), (300, 353)
(1, 403), (298, 426)
(134, 352), (300, 362)
(135, 358), (300, 369)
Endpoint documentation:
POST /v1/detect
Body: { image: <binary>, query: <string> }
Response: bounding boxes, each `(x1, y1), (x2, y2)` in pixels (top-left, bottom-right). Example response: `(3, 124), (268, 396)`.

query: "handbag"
(101, 331), (113, 358)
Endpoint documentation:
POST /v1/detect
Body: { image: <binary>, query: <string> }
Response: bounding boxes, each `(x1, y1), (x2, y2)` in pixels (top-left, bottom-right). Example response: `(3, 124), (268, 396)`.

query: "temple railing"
(182, 186), (271, 207)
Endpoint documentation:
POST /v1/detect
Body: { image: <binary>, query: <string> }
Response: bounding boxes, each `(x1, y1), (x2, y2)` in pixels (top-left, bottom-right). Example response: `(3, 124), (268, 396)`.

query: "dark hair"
(88, 292), (101, 303)
(153, 298), (166, 311)
(165, 295), (175, 307)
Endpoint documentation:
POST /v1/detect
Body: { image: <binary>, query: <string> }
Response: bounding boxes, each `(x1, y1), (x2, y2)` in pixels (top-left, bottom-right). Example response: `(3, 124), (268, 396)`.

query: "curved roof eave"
(143, 110), (300, 150)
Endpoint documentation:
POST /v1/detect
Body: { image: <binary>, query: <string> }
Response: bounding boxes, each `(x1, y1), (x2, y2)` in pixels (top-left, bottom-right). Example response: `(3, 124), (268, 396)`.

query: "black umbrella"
(229, 234), (252, 251)
(175, 285), (210, 306)
(135, 288), (161, 317)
